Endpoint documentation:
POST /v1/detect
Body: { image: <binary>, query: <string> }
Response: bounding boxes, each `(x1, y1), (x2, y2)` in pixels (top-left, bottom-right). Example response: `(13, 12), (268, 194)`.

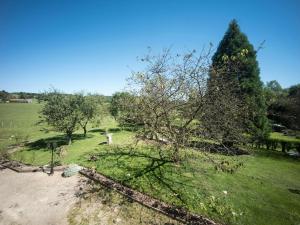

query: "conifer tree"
(210, 19), (270, 142)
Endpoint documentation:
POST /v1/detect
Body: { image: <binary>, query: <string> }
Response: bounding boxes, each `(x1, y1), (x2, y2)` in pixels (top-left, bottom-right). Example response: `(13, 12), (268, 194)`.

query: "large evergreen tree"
(210, 19), (270, 142)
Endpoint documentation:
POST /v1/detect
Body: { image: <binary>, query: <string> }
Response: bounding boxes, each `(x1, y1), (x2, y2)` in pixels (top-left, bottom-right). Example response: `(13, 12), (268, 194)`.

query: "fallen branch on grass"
(79, 168), (223, 225)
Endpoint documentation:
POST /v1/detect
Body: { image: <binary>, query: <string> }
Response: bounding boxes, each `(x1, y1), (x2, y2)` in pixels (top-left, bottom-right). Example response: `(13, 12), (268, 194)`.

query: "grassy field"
(0, 103), (60, 152)
(270, 132), (300, 143)
(1, 103), (300, 225)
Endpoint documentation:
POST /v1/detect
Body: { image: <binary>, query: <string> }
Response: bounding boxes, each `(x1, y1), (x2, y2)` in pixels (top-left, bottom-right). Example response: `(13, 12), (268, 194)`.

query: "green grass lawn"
(1, 103), (300, 225)
(270, 132), (300, 143)
(0, 103), (60, 152)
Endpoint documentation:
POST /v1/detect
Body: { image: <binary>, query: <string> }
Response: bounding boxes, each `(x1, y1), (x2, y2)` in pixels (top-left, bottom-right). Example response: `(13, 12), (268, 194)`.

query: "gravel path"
(0, 169), (81, 225)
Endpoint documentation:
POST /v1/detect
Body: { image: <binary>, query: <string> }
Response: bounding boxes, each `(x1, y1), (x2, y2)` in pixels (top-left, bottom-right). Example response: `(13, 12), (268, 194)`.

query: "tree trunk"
(281, 141), (286, 152)
(83, 126), (87, 137)
(222, 132), (233, 148)
(172, 145), (180, 163)
(67, 134), (72, 145)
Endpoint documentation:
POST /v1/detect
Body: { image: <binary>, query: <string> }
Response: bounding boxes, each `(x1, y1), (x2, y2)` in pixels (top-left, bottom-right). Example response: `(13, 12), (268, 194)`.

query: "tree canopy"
(41, 92), (81, 145)
(77, 94), (100, 136)
(110, 92), (132, 121)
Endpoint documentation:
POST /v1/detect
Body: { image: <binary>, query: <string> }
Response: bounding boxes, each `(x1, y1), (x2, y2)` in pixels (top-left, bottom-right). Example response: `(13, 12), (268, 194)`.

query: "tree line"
(264, 81), (300, 131)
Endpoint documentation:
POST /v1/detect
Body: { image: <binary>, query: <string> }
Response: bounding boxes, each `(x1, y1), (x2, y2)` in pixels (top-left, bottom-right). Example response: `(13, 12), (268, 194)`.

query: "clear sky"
(0, 0), (299, 95)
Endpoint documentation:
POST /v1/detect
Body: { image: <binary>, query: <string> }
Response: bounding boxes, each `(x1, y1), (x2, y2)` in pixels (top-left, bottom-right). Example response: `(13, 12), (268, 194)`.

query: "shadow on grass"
(288, 188), (300, 195)
(252, 148), (300, 162)
(189, 140), (249, 156)
(90, 127), (136, 134)
(26, 133), (93, 150)
(87, 146), (199, 205)
(74, 181), (181, 225)
(89, 128), (106, 133)
(108, 128), (122, 133)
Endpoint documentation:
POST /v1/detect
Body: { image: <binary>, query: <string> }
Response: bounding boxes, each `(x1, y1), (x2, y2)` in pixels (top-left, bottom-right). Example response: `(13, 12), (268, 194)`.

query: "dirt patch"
(68, 180), (182, 225)
(0, 169), (82, 225)
(0, 168), (183, 225)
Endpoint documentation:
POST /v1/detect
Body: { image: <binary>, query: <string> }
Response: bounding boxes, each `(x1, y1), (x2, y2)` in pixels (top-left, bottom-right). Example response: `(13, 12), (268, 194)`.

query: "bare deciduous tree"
(122, 48), (248, 161)
(124, 48), (214, 161)
(203, 72), (247, 148)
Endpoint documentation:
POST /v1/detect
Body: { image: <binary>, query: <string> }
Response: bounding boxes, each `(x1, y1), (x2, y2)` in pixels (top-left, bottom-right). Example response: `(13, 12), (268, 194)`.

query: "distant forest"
(0, 80), (299, 131)
(0, 90), (112, 103)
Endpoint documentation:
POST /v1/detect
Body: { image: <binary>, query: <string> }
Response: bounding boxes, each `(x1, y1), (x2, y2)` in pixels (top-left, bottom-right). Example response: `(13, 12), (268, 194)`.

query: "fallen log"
(80, 168), (223, 225)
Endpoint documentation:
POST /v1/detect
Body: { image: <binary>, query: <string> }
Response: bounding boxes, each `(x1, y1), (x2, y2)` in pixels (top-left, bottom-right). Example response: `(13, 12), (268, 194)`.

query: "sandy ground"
(0, 168), (180, 225)
(0, 168), (81, 225)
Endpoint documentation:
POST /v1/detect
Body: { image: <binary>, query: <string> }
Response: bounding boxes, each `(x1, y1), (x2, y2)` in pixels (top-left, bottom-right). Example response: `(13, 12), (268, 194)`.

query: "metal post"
(50, 142), (57, 175)
(50, 144), (54, 175)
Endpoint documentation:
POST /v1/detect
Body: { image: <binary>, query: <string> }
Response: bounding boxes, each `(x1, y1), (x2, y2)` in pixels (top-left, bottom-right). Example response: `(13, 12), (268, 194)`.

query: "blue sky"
(0, 0), (299, 95)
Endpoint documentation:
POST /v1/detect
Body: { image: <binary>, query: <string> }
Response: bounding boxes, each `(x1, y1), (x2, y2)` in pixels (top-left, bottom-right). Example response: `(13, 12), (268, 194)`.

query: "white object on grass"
(106, 133), (113, 145)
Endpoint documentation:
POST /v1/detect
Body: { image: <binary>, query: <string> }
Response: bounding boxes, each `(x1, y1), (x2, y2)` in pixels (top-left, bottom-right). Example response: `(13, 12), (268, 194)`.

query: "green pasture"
(0, 103), (59, 151)
(270, 132), (300, 143)
(1, 103), (300, 225)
